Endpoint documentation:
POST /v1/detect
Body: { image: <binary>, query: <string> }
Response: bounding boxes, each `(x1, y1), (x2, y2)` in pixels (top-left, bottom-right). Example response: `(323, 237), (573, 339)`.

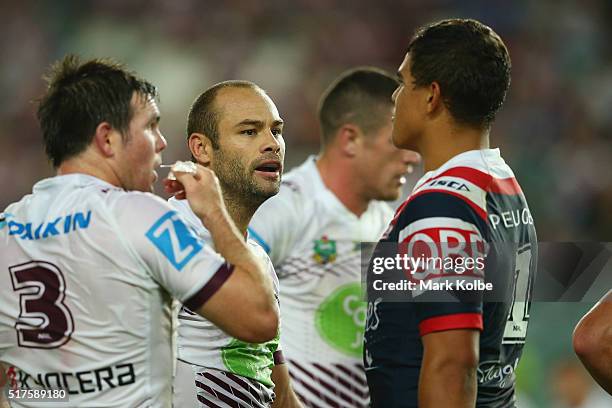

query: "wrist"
(197, 201), (227, 226)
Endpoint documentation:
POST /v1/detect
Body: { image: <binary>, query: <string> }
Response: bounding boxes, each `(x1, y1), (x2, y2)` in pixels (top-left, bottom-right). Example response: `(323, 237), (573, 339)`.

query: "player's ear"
(93, 122), (119, 157)
(188, 133), (213, 166)
(337, 124), (362, 158)
(426, 81), (442, 115)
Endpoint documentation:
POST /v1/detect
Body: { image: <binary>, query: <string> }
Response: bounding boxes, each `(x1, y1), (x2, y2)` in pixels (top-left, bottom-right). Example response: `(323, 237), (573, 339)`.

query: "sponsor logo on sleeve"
(146, 211), (203, 271)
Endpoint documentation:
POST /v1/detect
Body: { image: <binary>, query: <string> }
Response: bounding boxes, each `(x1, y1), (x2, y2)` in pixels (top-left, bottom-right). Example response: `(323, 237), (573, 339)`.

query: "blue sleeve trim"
(247, 227), (271, 254)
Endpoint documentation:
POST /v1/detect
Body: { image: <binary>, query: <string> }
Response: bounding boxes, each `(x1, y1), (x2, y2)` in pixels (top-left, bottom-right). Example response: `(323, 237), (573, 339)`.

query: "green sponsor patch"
(315, 283), (366, 357)
(221, 336), (278, 387)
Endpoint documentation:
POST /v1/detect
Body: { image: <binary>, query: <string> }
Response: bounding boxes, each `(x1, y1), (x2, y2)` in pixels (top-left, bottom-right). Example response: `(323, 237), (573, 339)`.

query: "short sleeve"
(394, 191), (488, 336)
(249, 183), (303, 266)
(110, 192), (233, 311)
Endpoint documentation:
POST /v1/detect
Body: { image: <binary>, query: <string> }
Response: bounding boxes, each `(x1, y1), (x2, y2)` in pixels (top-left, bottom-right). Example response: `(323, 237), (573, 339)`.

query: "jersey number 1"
(9, 261), (74, 348)
(503, 245), (533, 344)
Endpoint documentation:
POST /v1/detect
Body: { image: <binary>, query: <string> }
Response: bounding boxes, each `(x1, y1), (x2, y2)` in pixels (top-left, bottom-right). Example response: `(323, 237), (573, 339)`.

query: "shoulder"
(410, 166), (489, 219)
(105, 191), (197, 239)
(248, 238), (273, 266)
(247, 237), (278, 285)
(369, 200), (394, 220)
(389, 165), (494, 241)
(278, 157), (324, 199)
(167, 197), (205, 233)
(253, 161), (316, 218)
(109, 190), (174, 216)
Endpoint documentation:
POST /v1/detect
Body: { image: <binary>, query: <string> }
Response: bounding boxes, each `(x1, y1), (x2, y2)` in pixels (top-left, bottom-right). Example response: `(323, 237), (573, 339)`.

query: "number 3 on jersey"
(9, 261), (74, 348)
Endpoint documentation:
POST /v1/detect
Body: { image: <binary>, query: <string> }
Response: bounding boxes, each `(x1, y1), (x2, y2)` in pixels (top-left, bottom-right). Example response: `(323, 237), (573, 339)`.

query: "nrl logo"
(313, 236), (337, 264)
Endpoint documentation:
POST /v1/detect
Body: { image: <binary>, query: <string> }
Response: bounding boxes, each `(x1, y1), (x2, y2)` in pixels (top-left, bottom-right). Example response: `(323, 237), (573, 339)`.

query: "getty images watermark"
(362, 240), (495, 303)
(361, 241), (612, 303)
(370, 251), (491, 292)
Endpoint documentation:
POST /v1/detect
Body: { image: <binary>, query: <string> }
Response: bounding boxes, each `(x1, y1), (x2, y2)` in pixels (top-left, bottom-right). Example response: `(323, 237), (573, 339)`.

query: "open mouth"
(254, 161), (282, 179)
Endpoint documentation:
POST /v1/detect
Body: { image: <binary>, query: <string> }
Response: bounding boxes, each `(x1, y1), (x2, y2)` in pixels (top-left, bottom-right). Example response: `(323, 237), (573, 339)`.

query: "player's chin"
(391, 128), (413, 150)
(148, 170), (159, 192)
(254, 179), (281, 197)
(378, 187), (402, 202)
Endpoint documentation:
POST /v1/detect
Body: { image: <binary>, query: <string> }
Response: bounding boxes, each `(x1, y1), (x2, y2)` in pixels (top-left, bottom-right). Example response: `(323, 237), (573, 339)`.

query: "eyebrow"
(235, 119), (284, 128)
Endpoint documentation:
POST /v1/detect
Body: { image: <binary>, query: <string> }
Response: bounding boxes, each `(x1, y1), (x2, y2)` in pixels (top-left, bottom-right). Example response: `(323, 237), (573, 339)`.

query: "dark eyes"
(240, 128), (283, 136)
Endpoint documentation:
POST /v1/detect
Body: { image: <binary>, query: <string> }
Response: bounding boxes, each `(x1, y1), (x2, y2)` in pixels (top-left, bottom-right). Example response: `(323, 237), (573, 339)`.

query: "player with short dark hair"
(248, 67), (420, 407)
(0, 55), (278, 407)
(319, 68), (400, 146)
(172, 80), (302, 408)
(404, 19), (510, 129)
(187, 80), (260, 149)
(364, 19), (537, 407)
(37, 55), (159, 168)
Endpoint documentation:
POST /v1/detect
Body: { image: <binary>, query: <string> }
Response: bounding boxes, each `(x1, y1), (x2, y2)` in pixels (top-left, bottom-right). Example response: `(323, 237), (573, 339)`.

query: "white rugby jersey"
(0, 174), (232, 408)
(249, 157), (393, 408)
(169, 198), (281, 405)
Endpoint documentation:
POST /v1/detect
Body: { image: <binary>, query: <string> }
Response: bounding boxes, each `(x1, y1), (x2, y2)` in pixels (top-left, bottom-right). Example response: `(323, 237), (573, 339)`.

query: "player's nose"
(156, 132), (168, 153)
(261, 130), (282, 154)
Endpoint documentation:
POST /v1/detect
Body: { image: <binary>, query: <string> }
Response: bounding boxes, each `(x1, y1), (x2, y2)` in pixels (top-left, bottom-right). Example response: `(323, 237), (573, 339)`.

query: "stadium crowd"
(1, 0), (610, 241)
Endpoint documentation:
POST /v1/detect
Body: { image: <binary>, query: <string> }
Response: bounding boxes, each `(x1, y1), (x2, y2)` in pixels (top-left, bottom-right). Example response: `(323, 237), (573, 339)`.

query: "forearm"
(419, 356), (477, 407)
(579, 328), (612, 393)
(202, 207), (275, 299)
(201, 206), (255, 268)
(272, 386), (302, 408)
(574, 290), (612, 393)
(271, 364), (303, 408)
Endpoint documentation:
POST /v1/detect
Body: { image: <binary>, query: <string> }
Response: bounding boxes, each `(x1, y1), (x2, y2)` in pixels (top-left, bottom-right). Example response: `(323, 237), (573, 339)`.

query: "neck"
(316, 153), (369, 217)
(220, 189), (259, 238)
(57, 150), (121, 187)
(418, 121), (490, 172)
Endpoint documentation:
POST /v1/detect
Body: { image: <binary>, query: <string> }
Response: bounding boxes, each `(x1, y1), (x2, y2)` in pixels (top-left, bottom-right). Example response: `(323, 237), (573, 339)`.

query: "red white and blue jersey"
(0, 174), (232, 407)
(364, 149), (537, 408)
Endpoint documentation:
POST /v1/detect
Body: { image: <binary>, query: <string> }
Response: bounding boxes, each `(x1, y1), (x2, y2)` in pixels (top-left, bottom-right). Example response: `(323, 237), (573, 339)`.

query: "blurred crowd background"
(0, 1), (610, 406)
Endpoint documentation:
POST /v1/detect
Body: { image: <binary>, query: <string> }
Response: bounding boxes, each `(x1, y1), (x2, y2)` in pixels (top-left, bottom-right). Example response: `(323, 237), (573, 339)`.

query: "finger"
(193, 163), (213, 181)
(174, 163), (214, 189)
(163, 179), (185, 194)
(174, 171), (199, 192)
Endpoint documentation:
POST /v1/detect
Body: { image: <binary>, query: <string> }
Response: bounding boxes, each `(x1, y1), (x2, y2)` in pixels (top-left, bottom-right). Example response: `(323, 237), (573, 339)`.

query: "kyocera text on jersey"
(4, 210), (92, 240)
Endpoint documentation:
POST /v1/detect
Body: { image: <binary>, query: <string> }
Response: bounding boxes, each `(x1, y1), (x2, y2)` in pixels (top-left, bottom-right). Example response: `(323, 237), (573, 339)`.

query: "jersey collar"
(33, 173), (120, 193)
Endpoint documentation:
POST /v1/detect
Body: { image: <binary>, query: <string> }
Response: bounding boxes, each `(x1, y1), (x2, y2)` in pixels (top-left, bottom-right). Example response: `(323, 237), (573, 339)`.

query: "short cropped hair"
(407, 18), (511, 128)
(318, 67), (398, 146)
(37, 54), (157, 167)
(187, 80), (261, 149)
